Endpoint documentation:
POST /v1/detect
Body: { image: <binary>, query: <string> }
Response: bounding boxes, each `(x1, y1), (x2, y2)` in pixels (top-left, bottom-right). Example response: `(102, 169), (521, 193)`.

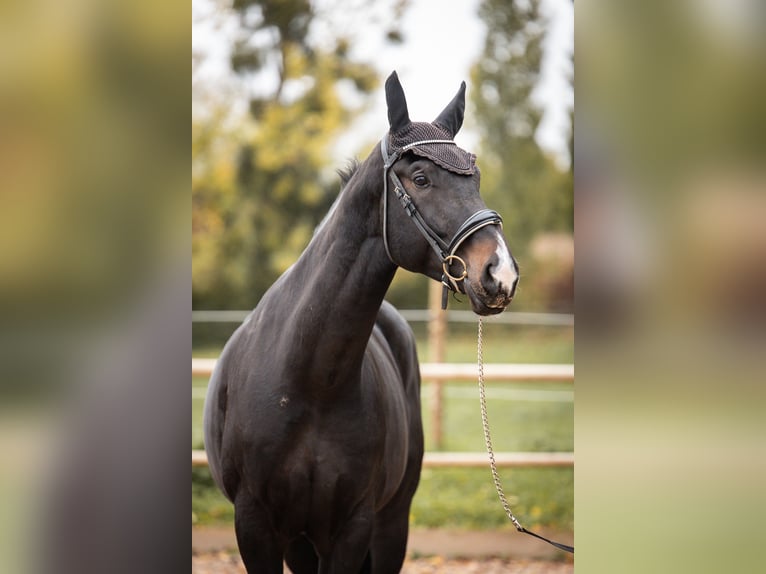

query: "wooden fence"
(192, 449), (573, 468)
(192, 358), (573, 381)
(192, 358), (574, 469)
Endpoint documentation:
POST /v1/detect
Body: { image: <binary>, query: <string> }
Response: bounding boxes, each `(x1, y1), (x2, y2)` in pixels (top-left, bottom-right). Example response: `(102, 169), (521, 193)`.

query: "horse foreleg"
(369, 469), (421, 574)
(318, 509), (374, 574)
(234, 494), (284, 574)
(285, 534), (319, 574)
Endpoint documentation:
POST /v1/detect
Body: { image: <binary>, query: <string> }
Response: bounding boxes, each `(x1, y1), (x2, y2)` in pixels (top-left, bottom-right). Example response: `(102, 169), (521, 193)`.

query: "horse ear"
(385, 71), (410, 132)
(433, 81), (466, 137)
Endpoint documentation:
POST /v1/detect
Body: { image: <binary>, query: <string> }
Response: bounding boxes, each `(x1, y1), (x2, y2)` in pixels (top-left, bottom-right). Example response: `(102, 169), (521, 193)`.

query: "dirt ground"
(192, 551), (573, 573)
(192, 526), (574, 573)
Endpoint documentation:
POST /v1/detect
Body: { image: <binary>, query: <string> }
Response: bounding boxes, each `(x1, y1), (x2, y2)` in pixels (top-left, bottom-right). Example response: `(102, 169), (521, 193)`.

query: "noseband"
(380, 136), (503, 309)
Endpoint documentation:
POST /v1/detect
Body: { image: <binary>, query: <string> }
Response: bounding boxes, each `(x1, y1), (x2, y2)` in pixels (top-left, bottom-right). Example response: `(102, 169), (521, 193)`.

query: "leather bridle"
(380, 136), (503, 309)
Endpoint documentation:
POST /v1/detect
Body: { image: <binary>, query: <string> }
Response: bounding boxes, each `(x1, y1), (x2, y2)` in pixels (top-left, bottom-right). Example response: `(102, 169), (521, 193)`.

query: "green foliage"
(193, 1), (391, 309)
(471, 0), (573, 255)
(194, 0), (573, 310)
(192, 105), (248, 308)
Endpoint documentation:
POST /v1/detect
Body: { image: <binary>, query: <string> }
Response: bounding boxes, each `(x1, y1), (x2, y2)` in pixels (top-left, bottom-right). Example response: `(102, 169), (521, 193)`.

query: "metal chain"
(477, 317), (524, 532)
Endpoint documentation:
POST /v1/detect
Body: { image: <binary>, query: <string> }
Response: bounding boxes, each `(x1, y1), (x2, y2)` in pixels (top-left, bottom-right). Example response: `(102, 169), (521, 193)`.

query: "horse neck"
(278, 151), (396, 383)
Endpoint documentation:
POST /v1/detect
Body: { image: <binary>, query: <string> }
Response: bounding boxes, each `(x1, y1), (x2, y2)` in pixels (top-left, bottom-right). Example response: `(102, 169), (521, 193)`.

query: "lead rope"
(477, 318), (521, 529)
(477, 318), (575, 554)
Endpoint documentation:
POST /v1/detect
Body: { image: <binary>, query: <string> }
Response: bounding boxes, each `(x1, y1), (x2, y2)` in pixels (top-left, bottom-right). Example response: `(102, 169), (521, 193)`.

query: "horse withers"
(203, 71), (518, 573)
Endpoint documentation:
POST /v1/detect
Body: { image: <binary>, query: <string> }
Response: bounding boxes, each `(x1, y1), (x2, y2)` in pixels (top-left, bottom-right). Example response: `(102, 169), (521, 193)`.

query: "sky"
(193, 0), (573, 168)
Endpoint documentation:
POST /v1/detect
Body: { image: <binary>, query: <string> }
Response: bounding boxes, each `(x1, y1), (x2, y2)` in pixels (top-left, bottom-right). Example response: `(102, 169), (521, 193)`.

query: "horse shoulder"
(361, 303), (423, 508)
(375, 301), (421, 393)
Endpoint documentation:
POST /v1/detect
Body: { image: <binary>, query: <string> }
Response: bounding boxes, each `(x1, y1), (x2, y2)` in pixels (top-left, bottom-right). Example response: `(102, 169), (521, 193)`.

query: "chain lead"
(477, 317), (524, 532)
(477, 317), (575, 554)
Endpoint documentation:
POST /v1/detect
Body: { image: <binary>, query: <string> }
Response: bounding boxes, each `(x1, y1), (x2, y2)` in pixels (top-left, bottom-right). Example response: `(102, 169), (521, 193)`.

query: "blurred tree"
(193, 0), (407, 309)
(192, 99), (245, 309)
(471, 0), (573, 256)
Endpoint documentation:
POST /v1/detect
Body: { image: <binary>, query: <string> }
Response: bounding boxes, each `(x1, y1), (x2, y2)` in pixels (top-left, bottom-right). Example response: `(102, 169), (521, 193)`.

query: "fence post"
(428, 281), (447, 450)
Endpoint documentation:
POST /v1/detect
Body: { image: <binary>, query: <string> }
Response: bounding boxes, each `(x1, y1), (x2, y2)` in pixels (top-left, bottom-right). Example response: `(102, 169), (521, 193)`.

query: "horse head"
(381, 71), (518, 315)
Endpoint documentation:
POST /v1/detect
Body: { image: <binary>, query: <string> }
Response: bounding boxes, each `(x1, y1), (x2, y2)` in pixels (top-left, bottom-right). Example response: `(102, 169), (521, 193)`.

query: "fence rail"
(192, 358), (574, 381)
(192, 358), (574, 467)
(192, 449), (573, 469)
(192, 309), (574, 326)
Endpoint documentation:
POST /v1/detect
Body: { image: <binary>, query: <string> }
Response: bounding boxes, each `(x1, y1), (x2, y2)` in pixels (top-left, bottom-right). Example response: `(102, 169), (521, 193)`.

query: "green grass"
(192, 468), (235, 525)
(411, 467), (573, 530)
(421, 383), (574, 453)
(192, 323), (573, 530)
(417, 323), (574, 365)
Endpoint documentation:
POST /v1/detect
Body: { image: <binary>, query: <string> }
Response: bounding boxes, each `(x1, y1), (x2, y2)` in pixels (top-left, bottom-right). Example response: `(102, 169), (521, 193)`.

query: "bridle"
(380, 136), (503, 309)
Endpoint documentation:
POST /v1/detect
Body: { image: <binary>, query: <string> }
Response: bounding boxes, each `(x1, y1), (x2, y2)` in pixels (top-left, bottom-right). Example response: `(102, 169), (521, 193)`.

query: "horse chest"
(239, 356), (410, 510)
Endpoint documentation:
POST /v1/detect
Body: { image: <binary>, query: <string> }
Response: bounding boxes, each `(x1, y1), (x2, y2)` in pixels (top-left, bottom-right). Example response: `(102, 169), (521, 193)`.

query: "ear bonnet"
(385, 71), (476, 175)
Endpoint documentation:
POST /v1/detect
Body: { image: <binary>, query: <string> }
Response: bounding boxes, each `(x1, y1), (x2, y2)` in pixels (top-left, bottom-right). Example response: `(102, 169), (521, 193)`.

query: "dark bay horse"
(203, 71), (518, 573)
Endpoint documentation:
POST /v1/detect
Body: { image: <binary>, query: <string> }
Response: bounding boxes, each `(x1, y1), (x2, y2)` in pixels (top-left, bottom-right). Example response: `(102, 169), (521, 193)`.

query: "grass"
(421, 382), (574, 452)
(411, 467), (573, 530)
(192, 467), (235, 525)
(192, 323), (573, 530)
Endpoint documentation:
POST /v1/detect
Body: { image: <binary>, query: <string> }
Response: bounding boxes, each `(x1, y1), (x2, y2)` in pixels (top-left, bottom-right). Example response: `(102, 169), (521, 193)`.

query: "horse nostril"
(482, 261), (495, 284)
(481, 256), (500, 294)
(481, 257), (504, 297)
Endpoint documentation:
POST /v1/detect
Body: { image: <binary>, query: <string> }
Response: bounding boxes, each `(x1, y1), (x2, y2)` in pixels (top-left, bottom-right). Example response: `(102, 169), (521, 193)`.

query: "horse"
(203, 71), (519, 573)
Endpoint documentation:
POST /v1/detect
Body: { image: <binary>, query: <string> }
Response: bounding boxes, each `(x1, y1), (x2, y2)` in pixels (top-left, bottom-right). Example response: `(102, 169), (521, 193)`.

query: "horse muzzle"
(461, 233), (518, 315)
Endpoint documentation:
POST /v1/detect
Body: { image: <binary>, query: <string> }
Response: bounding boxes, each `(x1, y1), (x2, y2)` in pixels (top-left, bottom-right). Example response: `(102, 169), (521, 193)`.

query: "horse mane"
(313, 159), (361, 238)
(336, 159), (360, 189)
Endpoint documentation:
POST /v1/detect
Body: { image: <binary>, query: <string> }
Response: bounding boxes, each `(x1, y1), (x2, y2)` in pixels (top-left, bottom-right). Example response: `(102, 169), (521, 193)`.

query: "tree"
(193, 1), (407, 309)
(471, 0), (573, 255)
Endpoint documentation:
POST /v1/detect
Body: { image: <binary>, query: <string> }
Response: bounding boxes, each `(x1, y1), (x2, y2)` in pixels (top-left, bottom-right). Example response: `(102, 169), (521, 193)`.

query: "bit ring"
(443, 254), (468, 283)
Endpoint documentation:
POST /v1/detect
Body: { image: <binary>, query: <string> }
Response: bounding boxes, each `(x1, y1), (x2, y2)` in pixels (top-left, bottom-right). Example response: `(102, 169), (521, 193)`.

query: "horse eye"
(413, 174), (429, 187)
